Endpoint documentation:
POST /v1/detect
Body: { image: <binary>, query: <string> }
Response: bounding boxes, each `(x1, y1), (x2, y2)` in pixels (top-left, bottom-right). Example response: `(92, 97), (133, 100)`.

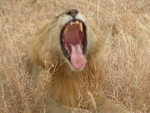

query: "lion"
(24, 9), (130, 113)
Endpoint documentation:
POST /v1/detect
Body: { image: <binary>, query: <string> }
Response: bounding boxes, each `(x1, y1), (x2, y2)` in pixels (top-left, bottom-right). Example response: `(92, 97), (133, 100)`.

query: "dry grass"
(0, 0), (150, 113)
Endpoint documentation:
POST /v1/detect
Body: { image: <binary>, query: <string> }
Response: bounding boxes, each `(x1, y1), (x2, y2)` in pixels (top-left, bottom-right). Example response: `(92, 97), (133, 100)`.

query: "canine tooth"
(63, 27), (68, 35)
(79, 22), (83, 32)
(71, 22), (75, 25)
(66, 48), (71, 55)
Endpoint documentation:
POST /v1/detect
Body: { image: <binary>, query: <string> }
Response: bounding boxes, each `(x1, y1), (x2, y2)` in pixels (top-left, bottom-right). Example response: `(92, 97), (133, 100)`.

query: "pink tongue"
(70, 44), (85, 69)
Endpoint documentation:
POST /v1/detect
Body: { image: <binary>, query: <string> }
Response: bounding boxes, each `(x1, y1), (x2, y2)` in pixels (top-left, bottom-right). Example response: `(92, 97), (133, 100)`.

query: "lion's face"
(49, 9), (102, 71)
(31, 9), (102, 71)
(49, 9), (100, 71)
(57, 9), (87, 71)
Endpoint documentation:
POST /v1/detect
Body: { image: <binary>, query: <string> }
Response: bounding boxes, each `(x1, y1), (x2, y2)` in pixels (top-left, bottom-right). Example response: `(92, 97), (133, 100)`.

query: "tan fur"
(25, 10), (130, 113)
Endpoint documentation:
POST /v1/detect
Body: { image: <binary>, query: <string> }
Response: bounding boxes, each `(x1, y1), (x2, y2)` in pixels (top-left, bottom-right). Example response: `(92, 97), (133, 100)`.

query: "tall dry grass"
(0, 0), (150, 113)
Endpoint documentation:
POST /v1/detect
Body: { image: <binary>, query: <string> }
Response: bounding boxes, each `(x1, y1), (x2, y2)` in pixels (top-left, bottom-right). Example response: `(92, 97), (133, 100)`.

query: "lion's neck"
(49, 58), (103, 109)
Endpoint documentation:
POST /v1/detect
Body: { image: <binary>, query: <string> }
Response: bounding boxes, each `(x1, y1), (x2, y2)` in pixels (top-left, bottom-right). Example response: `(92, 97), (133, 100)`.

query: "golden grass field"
(0, 0), (150, 113)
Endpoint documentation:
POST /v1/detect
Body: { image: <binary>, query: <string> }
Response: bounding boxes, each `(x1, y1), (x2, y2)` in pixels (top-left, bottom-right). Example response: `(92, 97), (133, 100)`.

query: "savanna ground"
(0, 0), (150, 113)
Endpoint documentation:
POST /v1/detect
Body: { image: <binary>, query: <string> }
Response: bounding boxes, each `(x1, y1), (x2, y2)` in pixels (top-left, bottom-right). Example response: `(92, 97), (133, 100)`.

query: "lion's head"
(29, 9), (103, 71)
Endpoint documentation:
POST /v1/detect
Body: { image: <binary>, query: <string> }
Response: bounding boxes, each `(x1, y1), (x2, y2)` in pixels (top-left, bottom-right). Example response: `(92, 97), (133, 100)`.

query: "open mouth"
(60, 20), (87, 69)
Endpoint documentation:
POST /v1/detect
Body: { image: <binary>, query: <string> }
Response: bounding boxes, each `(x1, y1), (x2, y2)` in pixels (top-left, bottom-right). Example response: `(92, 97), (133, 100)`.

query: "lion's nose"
(66, 9), (78, 17)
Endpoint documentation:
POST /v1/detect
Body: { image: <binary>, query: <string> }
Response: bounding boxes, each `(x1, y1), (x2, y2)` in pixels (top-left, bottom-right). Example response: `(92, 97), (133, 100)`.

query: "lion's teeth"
(71, 22), (75, 25)
(79, 22), (83, 32)
(76, 21), (79, 24)
(70, 21), (80, 25)
(66, 48), (71, 55)
(63, 27), (68, 35)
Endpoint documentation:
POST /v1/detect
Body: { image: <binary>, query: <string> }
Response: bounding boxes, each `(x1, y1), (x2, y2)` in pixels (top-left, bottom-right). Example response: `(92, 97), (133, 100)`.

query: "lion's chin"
(66, 59), (86, 72)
